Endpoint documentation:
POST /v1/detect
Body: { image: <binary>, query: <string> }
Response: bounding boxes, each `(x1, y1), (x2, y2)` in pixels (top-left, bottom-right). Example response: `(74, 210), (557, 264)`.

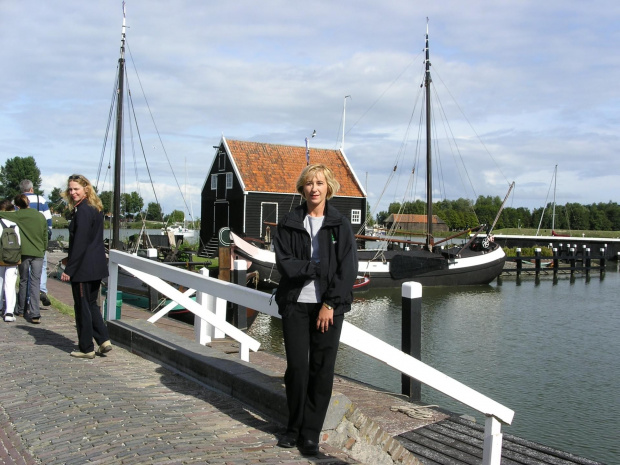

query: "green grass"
(49, 294), (75, 318)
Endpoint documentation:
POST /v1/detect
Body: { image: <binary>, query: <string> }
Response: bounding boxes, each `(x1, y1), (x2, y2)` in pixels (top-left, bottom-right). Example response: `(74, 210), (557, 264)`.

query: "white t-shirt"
(297, 215), (324, 303)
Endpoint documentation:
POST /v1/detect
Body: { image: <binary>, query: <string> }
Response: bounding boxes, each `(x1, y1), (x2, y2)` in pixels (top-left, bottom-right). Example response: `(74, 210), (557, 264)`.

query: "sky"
(1, 1), (619, 220)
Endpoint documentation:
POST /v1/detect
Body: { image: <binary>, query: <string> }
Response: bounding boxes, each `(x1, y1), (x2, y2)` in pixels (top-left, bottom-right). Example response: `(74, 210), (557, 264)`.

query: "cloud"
(2, 0), (620, 220)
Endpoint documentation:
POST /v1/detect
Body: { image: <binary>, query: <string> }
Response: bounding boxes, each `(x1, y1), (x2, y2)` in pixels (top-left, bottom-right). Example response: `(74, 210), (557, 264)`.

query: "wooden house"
(200, 137), (367, 251)
(384, 213), (448, 233)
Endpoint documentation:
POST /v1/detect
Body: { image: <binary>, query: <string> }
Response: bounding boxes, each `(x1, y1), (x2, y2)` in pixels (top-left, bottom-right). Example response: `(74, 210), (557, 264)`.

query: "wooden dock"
(398, 416), (603, 465)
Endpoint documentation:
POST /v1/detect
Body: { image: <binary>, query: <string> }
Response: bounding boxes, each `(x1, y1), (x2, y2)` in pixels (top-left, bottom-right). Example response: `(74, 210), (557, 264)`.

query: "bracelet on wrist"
(323, 303), (334, 311)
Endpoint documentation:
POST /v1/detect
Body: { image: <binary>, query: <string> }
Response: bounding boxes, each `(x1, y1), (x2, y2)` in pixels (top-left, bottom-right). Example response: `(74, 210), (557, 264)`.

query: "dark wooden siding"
(200, 143), (367, 246)
(239, 193), (366, 241)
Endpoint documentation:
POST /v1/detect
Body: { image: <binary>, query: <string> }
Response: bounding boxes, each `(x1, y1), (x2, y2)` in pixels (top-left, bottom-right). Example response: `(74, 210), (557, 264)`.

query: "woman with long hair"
(61, 174), (112, 359)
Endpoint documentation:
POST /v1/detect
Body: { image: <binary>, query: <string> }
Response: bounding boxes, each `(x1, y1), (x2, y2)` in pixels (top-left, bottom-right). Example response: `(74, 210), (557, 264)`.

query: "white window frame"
(211, 174), (217, 190)
(226, 172), (233, 189)
(351, 209), (361, 224)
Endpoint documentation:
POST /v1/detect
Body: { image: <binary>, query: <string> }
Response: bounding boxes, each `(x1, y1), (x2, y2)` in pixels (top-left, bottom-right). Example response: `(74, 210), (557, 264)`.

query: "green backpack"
(0, 219), (21, 265)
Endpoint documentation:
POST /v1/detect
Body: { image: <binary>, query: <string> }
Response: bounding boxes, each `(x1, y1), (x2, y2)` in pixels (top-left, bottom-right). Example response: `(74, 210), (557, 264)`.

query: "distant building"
(384, 213), (448, 233)
(200, 137), (367, 252)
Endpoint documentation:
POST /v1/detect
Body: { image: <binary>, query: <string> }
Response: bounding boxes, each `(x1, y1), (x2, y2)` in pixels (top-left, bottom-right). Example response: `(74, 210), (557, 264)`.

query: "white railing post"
(106, 260), (120, 321)
(194, 267), (210, 345)
(482, 416), (503, 465)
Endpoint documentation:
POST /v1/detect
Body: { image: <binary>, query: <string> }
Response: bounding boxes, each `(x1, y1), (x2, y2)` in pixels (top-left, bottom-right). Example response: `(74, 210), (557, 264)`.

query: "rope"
(390, 404), (439, 420)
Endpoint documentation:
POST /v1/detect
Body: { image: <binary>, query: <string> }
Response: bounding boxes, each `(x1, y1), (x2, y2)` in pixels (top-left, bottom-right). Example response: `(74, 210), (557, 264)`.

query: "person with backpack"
(0, 195), (48, 324)
(0, 200), (22, 322)
(20, 179), (53, 307)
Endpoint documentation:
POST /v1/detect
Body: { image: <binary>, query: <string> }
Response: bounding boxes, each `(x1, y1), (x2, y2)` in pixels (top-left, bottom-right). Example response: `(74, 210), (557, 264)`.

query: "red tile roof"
(224, 139), (364, 197)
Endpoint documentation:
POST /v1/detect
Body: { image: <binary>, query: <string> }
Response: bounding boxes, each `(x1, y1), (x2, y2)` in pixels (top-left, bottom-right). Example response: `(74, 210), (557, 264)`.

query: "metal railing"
(106, 249), (514, 465)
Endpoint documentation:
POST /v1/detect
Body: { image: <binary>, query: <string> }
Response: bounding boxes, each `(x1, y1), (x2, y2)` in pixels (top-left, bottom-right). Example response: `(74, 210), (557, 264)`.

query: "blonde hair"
(296, 164), (340, 200)
(62, 174), (104, 211)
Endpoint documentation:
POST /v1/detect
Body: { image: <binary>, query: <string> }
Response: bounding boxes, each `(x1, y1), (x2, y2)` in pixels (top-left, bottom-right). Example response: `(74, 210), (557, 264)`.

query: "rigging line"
(431, 85), (478, 212)
(344, 55), (421, 139)
(431, 65), (511, 188)
(125, 73), (164, 221)
(535, 169), (555, 235)
(96, 68), (121, 192)
(125, 77), (147, 217)
(125, 38), (193, 221)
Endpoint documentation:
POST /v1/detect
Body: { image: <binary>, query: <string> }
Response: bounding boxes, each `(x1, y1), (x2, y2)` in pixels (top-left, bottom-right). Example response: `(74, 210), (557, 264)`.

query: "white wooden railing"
(106, 249), (514, 465)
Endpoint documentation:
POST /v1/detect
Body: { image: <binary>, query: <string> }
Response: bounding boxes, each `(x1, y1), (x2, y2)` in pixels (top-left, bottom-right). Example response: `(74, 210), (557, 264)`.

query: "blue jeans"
(27, 251), (47, 296)
(18, 256), (43, 318)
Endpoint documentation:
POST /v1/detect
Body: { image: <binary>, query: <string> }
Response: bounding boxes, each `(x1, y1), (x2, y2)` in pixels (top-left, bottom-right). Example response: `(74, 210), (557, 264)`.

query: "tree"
(48, 187), (67, 216)
(375, 211), (389, 225)
(165, 210), (185, 223)
(100, 191), (113, 214)
(120, 191), (144, 218)
(0, 156), (43, 198)
(145, 202), (163, 221)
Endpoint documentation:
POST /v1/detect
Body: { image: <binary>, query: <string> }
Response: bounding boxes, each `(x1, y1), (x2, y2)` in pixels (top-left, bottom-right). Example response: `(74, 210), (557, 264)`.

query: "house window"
(226, 172), (233, 189)
(218, 151), (225, 171)
(351, 209), (361, 224)
(211, 174), (217, 190)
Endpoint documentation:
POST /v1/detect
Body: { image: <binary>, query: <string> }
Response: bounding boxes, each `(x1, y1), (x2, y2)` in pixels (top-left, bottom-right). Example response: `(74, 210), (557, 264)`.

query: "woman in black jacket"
(273, 164), (357, 456)
(61, 174), (112, 359)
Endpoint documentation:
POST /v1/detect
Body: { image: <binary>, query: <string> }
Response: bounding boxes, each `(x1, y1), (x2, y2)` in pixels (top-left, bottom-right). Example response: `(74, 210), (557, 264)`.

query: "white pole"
(342, 95), (351, 150)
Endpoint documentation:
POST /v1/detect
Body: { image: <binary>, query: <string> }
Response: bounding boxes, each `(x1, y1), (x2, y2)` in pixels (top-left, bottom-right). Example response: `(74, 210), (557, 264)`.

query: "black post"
(232, 260), (248, 330)
(516, 248), (522, 276)
(534, 248), (541, 276)
(585, 248), (591, 276)
(600, 248), (606, 275)
(402, 282), (422, 402)
(569, 248), (576, 276)
(552, 248), (559, 276)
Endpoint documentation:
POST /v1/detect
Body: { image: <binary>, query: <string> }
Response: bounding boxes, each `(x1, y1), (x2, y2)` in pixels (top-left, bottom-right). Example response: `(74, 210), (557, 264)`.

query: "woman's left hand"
(60, 272), (70, 282)
(317, 305), (334, 333)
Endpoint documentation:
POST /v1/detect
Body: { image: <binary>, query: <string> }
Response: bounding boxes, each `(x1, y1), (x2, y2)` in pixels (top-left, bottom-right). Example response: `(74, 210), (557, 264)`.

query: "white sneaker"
(4, 313), (16, 322)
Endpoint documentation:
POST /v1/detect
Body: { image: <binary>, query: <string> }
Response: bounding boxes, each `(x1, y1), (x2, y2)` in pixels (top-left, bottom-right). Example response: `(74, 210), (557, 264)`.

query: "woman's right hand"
(60, 272), (70, 282)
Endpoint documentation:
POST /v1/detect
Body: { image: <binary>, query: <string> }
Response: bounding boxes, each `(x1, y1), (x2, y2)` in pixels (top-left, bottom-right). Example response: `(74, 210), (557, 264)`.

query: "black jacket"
(273, 201), (358, 315)
(65, 200), (108, 282)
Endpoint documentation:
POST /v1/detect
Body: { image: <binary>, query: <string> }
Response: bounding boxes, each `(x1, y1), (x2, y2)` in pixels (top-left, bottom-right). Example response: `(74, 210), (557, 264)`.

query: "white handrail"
(106, 249), (513, 464)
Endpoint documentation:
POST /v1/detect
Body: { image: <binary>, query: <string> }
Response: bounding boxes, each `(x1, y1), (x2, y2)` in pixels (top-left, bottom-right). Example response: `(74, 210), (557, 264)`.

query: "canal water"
(52, 228), (199, 244)
(248, 267), (620, 464)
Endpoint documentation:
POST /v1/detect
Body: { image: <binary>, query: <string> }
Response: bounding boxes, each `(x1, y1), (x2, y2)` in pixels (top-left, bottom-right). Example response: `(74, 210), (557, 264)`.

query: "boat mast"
(552, 164), (557, 231)
(424, 21), (433, 249)
(112, 3), (126, 250)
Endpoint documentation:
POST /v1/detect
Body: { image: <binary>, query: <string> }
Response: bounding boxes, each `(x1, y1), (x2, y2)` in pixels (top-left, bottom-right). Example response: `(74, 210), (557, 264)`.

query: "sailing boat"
(354, 24), (508, 287)
(227, 25), (509, 288)
(101, 5), (202, 311)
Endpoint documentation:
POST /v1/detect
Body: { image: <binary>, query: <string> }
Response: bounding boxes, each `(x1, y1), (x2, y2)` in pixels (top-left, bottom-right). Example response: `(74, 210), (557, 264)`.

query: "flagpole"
(305, 130), (316, 165)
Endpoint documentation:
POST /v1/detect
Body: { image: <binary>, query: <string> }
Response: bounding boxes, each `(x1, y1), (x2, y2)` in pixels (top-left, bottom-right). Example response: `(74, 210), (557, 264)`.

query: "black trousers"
(281, 302), (344, 443)
(71, 280), (110, 353)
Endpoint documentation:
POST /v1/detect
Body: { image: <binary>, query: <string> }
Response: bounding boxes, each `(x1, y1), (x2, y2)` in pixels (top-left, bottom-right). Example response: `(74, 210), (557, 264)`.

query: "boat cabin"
(200, 137), (367, 253)
(384, 214), (449, 233)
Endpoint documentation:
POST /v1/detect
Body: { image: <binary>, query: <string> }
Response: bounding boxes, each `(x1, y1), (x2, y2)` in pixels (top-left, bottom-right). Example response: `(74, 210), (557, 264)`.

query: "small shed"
(384, 214), (448, 233)
(200, 137), (367, 250)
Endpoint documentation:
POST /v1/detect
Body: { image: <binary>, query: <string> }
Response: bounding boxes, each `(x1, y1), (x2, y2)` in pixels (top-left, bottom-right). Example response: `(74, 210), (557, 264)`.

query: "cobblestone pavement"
(0, 304), (358, 464)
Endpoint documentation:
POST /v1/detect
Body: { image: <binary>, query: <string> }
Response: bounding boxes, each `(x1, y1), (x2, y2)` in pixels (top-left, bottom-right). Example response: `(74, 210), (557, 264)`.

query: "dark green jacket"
(0, 208), (48, 257)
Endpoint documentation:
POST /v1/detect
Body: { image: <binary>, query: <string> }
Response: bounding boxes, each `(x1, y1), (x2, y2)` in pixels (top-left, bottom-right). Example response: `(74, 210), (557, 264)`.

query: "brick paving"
(0, 283), (358, 464)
